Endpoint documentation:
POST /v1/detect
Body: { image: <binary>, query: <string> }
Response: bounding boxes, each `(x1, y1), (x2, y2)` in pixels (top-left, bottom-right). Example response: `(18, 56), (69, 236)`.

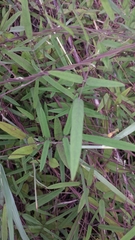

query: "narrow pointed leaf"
(36, 103), (51, 138)
(2, 204), (8, 240)
(43, 76), (74, 99)
(63, 137), (70, 167)
(56, 143), (68, 167)
(86, 77), (124, 88)
(78, 189), (89, 213)
(47, 182), (80, 189)
(99, 199), (105, 219)
(4, 51), (34, 73)
(16, 107), (34, 120)
(54, 118), (63, 140)
(100, 0), (115, 21)
(21, 0), (32, 39)
(3, 11), (21, 31)
(63, 105), (72, 135)
(49, 71), (83, 83)
(40, 140), (50, 171)
(0, 165), (29, 239)
(83, 134), (135, 152)
(121, 226), (135, 240)
(70, 98), (84, 180)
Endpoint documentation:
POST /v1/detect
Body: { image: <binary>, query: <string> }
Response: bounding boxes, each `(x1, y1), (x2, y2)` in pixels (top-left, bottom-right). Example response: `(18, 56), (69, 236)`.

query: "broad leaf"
(8, 145), (35, 159)
(0, 122), (26, 139)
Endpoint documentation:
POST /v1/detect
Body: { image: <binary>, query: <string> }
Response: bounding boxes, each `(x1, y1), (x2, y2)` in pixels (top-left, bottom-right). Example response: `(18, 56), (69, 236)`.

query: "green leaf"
(9, 26), (25, 33)
(85, 107), (107, 120)
(121, 226), (135, 240)
(81, 161), (135, 206)
(56, 143), (68, 167)
(0, 7), (11, 29)
(49, 71), (83, 83)
(0, 165), (29, 239)
(99, 224), (125, 232)
(47, 181), (80, 189)
(48, 15), (74, 36)
(87, 167), (94, 186)
(54, 118), (63, 140)
(83, 134), (135, 152)
(49, 158), (59, 168)
(40, 140), (50, 171)
(43, 75), (74, 99)
(22, 214), (42, 225)
(4, 51), (35, 74)
(99, 199), (105, 219)
(86, 77), (124, 88)
(70, 98), (84, 180)
(62, 137), (70, 168)
(78, 189), (89, 213)
(21, 0), (33, 39)
(84, 225), (92, 240)
(34, 36), (50, 51)
(16, 107), (34, 120)
(51, 36), (68, 66)
(100, 0), (115, 21)
(3, 96), (20, 106)
(33, 80), (39, 109)
(2, 11), (21, 31)
(8, 145), (35, 159)
(0, 122), (26, 139)
(102, 39), (122, 48)
(67, 211), (83, 240)
(2, 204), (8, 240)
(63, 105), (72, 135)
(36, 103), (51, 138)
(114, 122), (135, 140)
(26, 188), (63, 211)
(27, 136), (36, 147)
(73, 10), (89, 43)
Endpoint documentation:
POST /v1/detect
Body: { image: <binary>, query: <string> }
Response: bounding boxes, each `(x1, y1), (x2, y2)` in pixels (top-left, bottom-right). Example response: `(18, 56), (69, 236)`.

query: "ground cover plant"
(1, 0), (135, 239)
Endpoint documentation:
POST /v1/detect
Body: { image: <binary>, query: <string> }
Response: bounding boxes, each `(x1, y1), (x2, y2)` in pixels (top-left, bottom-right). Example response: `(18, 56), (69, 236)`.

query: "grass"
(1, 0), (135, 239)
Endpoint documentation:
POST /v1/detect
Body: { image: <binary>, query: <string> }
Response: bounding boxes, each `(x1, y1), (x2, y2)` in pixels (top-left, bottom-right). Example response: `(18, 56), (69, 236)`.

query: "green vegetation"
(1, 0), (135, 239)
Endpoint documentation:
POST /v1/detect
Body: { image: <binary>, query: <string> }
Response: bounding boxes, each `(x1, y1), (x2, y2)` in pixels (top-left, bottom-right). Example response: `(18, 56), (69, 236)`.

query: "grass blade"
(43, 76), (74, 99)
(100, 0), (115, 21)
(86, 77), (124, 88)
(4, 51), (34, 73)
(121, 226), (135, 240)
(21, 0), (33, 39)
(49, 71), (83, 83)
(83, 134), (135, 152)
(54, 118), (63, 140)
(40, 140), (50, 171)
(0, 164), (29, 240)
(2, 11), (21, 31)
(1, 204), (8, 240)
(99, 199), (105, 219)
(70, 98), (84, 180)
(47, 182), (80, 189)
(36, 103), (51, 138)
(81, 161), (135, 206)
(26, 188), (64, 211)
